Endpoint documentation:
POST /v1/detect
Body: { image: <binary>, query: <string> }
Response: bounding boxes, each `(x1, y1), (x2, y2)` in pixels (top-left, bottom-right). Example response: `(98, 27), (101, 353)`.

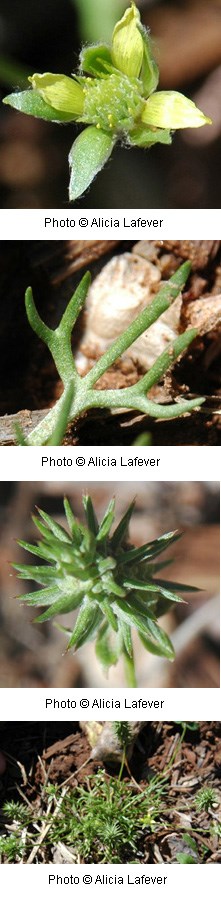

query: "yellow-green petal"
(141, 91), (212, 130)
(29, 73), (84, 116)
(111, 2), (143, 78)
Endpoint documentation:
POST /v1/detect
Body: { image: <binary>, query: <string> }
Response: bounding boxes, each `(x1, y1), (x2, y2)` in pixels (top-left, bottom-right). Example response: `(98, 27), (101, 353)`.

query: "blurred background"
(0, 0), (221, 208)
(0, 480), (219, 688)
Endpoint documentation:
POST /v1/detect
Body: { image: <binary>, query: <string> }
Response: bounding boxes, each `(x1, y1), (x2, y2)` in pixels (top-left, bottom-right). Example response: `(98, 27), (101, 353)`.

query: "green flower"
(3, 2), (211, 201)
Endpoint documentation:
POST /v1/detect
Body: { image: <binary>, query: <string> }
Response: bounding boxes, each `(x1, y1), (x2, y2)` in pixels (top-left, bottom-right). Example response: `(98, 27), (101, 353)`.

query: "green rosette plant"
(13, 495), (200, 686)
(3, 3), (211, 200)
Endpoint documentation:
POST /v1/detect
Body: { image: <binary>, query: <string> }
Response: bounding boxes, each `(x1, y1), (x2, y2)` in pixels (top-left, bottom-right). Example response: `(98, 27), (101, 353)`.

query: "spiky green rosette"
(13, 496), (198, 686)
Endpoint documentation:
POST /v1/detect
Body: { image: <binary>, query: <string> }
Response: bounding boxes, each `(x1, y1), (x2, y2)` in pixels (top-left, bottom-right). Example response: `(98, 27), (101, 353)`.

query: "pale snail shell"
(76, 253), (182, 372)
(80, 721), (148, 764)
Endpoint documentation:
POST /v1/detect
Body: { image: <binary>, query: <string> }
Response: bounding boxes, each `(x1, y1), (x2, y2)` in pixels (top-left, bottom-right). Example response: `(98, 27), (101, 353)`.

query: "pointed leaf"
(3, 89), (75, 122)
(119, 531), (181, 564)
(120, 621), (133, 658)
(13, 563), (58, 584)
(143, 618), (175, 659)
(157, 578), (200, 594)
(35, 508), (72, 543)
(34, 592), (82, 621)
(96, 498), (115, 542)
(82, 495), (99, 535)
(139, 630), (174, 659)
(98, 599), (119, 632)
(111, 500), (135, 551)
(19, 586), (61, 607)
(124, 576), (184, 603)
(63, 497), (83, 544)
(69, 127), (115, 201)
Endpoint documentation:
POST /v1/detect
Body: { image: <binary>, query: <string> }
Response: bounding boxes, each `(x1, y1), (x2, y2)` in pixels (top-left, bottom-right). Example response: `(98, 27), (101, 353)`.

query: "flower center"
(82, 73), (144, 134)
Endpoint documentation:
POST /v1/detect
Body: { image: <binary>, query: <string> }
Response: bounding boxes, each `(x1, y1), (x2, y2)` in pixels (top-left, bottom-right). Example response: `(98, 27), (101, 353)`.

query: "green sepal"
(139, 629), (174, 660)
(80, 44), (113, 77)
(128, 124), (172, 147)
(69, 126), (115, 201)
(67, 601), (103, 650)
(3, 89), (74, 122)
(95, 622), (121, 671)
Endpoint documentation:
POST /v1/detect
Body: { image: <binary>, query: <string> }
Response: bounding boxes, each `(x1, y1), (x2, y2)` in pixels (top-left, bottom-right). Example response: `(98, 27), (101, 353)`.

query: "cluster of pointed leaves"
(13, 496), (199, 672)
(3, 3), (211, 200)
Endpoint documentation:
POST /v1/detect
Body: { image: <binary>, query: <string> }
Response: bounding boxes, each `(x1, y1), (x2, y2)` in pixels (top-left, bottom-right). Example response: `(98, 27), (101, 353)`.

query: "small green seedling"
(13, 494), (200, 686)
(19, 261), (204, 446)
(3, 3), (211, 200)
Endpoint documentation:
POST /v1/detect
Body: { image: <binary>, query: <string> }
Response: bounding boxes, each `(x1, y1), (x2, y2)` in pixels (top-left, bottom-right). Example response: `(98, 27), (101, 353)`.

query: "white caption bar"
(0, 446), (220, 481)
(1, 688), (220, 721)
(0, 208), (220, 239)
(0, 864), (220, 895)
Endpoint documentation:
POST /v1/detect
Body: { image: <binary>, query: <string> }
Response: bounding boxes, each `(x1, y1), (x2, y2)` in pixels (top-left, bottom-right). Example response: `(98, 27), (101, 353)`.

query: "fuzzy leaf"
(67, 601), (103, 650)
(3, 89), (74, 122)
(95, 623), (121, 670)
(69, 126), (115, 201)
(142, 618), (175, 660)
(157, 578), (200, 594)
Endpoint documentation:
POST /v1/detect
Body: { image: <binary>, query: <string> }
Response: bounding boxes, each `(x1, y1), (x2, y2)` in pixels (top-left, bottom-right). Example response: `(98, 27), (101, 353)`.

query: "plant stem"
(123, 647), (137, 687)
(83, 262), (191, 388)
